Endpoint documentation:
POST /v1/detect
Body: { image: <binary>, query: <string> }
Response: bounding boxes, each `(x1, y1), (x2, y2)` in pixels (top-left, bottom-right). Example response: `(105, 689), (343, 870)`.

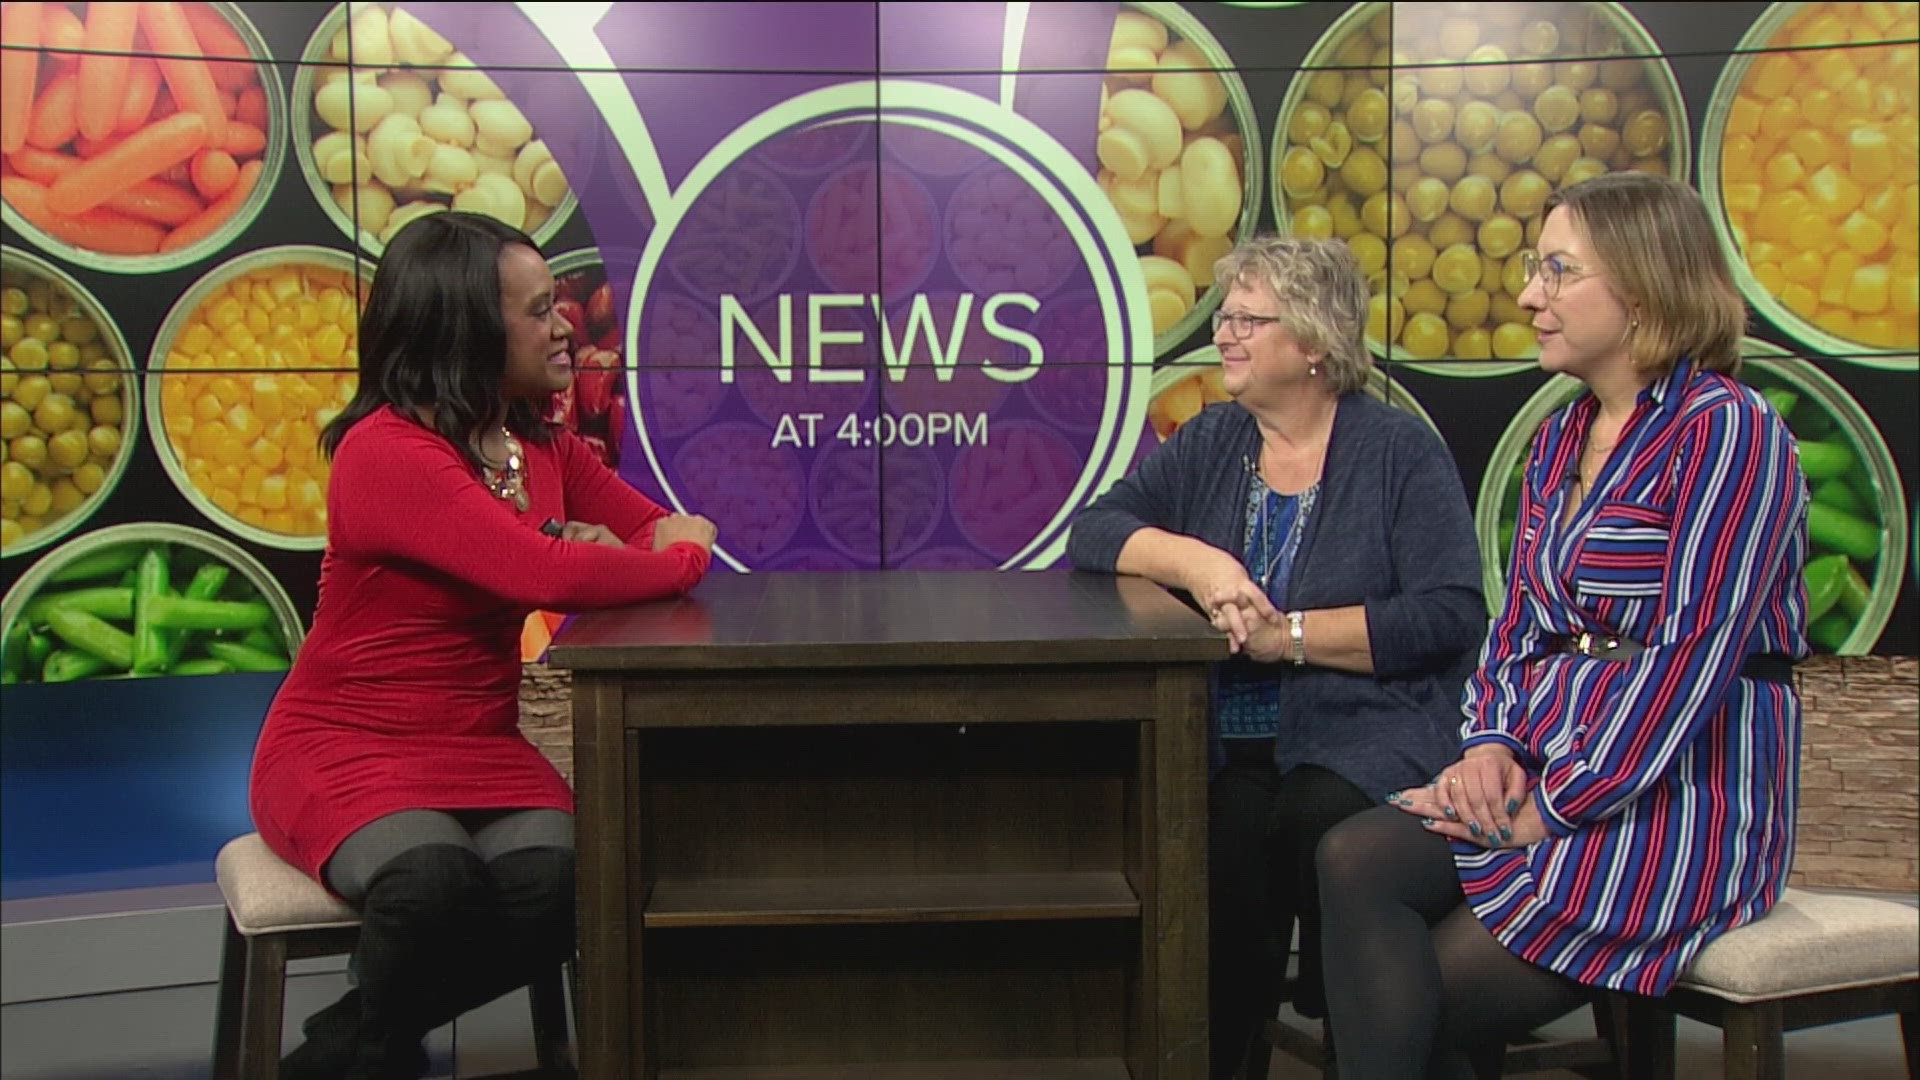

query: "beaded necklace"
(481, 427), (528, 512)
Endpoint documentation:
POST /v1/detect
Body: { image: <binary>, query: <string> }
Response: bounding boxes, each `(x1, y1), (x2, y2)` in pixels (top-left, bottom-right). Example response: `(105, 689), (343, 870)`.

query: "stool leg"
(1621, 995), (1676, 1080)
(1898, 1006), (1915, 1080)
(1721, 1002), (1785, 1080)
(1241, 976), (1286, 1080)
(528, 962), (573, 1075)
(567, 954), (581, 1033)
(213, 916), (248, 1080)
(240, 933), (290, 1080)
(1589, 993), (1633, 1080)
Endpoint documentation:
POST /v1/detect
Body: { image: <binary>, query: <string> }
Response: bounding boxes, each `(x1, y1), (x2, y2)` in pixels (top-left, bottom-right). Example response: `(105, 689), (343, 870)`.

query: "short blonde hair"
(1545, 173), (1747, 375)
(1212, 236), (1373, 395)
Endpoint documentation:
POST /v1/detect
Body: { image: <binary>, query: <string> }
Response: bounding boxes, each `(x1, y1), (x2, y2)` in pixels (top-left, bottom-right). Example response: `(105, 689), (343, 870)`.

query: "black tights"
(1210, 759), (1373, 1078)
(1316, 806), (1593, 1080)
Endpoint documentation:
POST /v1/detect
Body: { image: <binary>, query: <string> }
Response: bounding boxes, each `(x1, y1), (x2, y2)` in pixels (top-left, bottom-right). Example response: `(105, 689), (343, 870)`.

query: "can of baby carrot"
(0, 520), (305, 686)
(0, 2), (287, 275)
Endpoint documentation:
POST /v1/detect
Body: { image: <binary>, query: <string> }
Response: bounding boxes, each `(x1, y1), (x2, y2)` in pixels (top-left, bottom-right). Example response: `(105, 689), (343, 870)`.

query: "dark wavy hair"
(320, 211), (553, 471)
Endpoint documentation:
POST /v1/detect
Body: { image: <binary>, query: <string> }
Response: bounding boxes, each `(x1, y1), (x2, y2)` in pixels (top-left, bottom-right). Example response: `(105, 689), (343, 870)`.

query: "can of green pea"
(1275, 1), (1690, 375)
(1, 248), (143, 560)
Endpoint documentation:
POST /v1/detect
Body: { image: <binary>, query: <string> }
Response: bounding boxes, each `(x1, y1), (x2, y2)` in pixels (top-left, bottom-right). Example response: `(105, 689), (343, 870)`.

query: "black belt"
(1549, 632), (1796, 686)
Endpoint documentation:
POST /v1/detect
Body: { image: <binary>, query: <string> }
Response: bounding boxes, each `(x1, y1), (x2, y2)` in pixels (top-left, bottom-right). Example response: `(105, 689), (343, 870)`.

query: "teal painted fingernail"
(1468, 822), (1481, 837)
(1385, 791), (1401, 805)
(1444, 807), (1459, 821)
(1507, 799), (1520, 814)
(1421, 818), (1437, 827)
(1500, 826), (1514, 842)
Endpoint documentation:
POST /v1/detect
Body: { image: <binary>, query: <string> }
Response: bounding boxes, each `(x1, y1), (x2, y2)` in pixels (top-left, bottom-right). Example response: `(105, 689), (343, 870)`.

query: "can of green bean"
(1, 522), (305, 685)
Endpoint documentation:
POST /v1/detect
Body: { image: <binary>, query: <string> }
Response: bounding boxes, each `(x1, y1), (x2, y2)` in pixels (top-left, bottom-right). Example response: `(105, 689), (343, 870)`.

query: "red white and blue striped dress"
(1457, 359), (1810, 996)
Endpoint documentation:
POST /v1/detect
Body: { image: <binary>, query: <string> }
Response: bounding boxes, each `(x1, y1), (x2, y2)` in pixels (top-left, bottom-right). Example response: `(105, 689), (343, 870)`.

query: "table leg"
(1152, 665), (1210, 1079)
(573, 674), (632, 1080)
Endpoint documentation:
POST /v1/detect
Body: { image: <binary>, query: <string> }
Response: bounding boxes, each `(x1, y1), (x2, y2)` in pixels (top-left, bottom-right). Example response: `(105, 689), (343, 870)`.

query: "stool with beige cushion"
(1623, 887), (1919, 1080)
(213, 832), (574, 1079)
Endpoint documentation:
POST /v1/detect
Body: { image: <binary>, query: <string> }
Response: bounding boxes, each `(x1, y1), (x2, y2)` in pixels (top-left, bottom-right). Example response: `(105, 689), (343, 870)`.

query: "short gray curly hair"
(1212, 236), (1373, 396)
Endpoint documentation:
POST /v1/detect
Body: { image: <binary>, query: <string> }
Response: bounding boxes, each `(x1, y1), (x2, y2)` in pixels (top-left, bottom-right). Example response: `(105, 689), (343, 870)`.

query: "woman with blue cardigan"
(1067, 236), (1486, 1078)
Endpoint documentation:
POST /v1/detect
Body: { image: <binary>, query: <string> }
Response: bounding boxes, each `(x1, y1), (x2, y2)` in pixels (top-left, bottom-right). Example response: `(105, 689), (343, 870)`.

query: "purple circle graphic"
(1024, 291), (1111, 433)
(810, 443), (946, 564)
(948, 420), (1085, 561)
(805, 161), (939, 299)
(899, 545), (997, 570)
(885, 124), (980, 176)
(946, 163), (1078, 298)
(667, 162), (800, 306)
(638, 293), (729, 439)
(755, 120), (871, 177)
(762, 547), (862, 571)
(669, 422), (806, 563)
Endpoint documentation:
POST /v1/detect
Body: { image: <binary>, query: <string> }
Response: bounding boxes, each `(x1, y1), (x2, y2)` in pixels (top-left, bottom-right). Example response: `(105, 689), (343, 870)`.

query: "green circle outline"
(625, 80), (1155, 571)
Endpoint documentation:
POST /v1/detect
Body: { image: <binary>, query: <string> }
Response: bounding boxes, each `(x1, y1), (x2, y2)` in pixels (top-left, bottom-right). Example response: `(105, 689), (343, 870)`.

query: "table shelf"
(657, 1058), (1133, 1079)
(643, 871), (1141, 927)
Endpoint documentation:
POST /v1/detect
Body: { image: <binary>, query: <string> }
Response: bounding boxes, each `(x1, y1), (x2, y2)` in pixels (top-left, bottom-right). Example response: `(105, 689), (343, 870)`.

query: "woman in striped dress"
(1314, 173), (1810, 1079)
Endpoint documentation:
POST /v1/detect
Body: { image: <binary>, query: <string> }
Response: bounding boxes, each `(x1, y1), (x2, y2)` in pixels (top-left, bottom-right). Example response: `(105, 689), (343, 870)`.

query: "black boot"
(409, 846), (578, 1032)
(344, 844), (494, 1080)
(278, 987), (357, 1080)
(279, 989), (427, 1080)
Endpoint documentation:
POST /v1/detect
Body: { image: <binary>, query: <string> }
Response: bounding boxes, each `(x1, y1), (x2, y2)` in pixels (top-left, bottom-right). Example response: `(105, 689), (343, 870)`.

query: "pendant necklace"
(482, 427), (529, 513)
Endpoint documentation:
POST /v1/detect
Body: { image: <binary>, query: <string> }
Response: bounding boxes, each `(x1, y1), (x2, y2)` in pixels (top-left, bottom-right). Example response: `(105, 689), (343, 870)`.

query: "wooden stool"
(1623, 888), (1919, 1080)
(212, 833), (574, 1079)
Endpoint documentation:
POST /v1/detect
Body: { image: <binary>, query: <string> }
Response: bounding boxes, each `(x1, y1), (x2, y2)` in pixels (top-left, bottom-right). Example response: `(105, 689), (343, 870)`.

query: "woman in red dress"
(250, 212), (716, 1078)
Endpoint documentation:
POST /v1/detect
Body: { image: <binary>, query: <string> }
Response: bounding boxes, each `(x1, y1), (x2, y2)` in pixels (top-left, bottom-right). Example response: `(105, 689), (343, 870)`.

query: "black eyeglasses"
(1519, 251), (1594, 299)
(1211, 310), (1283, 340)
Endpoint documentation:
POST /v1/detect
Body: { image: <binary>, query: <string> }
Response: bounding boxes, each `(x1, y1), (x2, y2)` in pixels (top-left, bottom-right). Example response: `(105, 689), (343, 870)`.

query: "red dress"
(249, 407), (711, 886)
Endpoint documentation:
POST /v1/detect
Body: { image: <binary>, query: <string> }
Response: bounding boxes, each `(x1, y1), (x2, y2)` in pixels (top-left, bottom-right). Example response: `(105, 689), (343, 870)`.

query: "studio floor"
(0, 965), (1911, 1079)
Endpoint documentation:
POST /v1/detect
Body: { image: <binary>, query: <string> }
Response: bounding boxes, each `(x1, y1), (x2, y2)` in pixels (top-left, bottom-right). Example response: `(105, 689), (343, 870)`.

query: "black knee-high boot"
(411, 846), (577, 1032)
(283, 844), (493, 1080)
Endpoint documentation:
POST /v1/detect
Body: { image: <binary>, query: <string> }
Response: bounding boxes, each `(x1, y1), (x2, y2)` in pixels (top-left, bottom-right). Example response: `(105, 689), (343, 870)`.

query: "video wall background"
(1, 1), (1915, 898)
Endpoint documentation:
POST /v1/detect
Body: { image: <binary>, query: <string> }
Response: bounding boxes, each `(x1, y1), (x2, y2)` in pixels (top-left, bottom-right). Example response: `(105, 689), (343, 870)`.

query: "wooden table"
(548, 569), (1226, 1080)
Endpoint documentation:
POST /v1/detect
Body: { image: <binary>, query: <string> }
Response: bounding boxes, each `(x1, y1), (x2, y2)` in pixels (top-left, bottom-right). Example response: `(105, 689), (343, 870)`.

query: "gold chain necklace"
(481, 427), (528, 512)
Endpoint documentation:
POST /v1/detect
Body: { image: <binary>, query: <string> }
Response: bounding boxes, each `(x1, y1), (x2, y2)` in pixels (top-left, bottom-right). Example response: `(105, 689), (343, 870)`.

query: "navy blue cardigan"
(1066, 393), (1487, 798)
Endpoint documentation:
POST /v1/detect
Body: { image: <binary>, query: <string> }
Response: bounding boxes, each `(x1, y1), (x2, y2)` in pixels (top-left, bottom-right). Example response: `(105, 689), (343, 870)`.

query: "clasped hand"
(551, 513), (717, 554)
(1387, 744), (1548, 849)
(1185, 547), (1283, 657)
(557, 521), (624, 548)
